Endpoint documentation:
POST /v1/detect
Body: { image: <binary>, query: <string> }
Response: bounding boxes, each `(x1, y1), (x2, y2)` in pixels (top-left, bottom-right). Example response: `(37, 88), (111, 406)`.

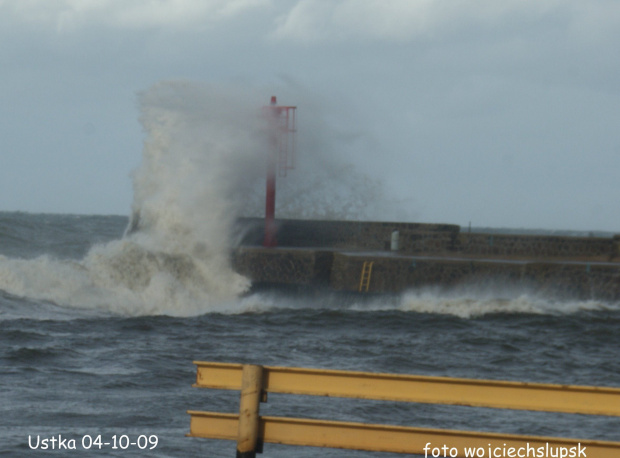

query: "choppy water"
(2, 83), (619, 456)
(1, 212), (619, 457)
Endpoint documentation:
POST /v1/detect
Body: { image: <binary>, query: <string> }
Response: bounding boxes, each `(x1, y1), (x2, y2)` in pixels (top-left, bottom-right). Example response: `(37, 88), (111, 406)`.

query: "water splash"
(0, 81), (270, 316)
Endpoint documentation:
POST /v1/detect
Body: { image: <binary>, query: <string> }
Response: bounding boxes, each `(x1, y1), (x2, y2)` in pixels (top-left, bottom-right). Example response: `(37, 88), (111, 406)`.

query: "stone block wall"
(330, 253), (525, 293)
(235, 218), (618, 260)
(235, 217), (459, 251)
(232, 218), (620, 299)
(232, 246), (333, 286)
(329, 252), (620, 300)
(456, 233), (613, 259)
(398, 231), (457, 254)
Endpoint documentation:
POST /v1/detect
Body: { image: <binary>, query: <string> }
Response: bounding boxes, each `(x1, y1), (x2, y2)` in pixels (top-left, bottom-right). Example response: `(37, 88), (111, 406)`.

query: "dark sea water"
(1, 212), (619, 457)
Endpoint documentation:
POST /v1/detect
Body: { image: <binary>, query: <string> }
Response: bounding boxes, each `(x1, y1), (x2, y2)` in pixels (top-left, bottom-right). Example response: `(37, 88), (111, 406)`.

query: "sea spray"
(128, 81), (268, 250)
(0, 82), (270, 316)
(235, 87), (401, 221)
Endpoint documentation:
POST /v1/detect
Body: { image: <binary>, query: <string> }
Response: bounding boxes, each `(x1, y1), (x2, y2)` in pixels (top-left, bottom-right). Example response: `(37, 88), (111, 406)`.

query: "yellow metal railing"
(187, 362), (620, 457)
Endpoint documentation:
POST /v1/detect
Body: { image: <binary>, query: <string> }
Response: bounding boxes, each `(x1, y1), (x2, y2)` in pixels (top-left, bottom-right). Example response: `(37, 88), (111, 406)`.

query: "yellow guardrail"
(187, 362), (620, 457)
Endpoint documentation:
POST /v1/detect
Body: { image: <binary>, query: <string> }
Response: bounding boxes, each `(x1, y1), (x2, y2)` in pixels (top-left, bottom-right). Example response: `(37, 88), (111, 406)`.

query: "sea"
(1, 212), (620, 457)
(2, 82), (619, 456)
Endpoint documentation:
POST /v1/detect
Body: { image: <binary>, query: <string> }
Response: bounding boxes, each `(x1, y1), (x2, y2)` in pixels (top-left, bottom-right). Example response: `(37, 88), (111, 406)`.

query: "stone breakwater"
(231, 218), (620, 300)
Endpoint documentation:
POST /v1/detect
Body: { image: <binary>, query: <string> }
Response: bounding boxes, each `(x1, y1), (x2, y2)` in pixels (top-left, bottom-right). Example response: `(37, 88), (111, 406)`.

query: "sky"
(1, 0), (620, 231)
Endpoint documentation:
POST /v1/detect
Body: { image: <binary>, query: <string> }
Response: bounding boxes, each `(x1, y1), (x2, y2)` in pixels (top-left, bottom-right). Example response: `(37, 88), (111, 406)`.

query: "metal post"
(263, 96), (278, 248)
(263, 156), (277, 247)
(261, 96), (296, 248)
(236, 365), (264, 458)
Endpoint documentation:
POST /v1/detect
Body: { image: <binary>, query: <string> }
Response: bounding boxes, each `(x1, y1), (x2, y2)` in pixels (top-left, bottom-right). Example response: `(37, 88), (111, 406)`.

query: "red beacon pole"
(263, 96), (297, 248)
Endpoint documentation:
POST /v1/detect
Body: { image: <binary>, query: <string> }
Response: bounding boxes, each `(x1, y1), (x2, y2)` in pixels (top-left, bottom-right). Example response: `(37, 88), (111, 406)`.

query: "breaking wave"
(0, 82), (268, 316)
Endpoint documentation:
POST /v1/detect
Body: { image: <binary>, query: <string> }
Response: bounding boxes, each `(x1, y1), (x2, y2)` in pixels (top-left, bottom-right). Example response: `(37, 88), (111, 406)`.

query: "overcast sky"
(1, 0), (620, 231)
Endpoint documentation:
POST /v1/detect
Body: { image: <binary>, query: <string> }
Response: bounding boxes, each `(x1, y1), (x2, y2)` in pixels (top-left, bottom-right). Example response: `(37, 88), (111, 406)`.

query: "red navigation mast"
(263, 96), (297, 247)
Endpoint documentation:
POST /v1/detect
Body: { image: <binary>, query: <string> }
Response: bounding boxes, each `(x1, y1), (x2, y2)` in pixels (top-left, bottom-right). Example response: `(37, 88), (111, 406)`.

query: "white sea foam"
(0, 82), (269, 316)
(397, 287), (618, 318)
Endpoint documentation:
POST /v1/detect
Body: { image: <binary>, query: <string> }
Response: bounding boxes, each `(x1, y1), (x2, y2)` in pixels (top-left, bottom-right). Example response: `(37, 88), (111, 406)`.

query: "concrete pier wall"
(232, 246), (333, 286)
(236, 217), (459, 251)
(236, 218), (617, 259)
(456, 233), (614, 259)
(231, 218), (620, 299)
(327, 253), (620, 300)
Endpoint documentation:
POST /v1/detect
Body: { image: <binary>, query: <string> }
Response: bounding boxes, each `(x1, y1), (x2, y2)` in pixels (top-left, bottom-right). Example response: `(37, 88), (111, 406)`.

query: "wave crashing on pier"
(0, 82), (268, 315)
(0, 82), (388, 316)
(0, 82), (616, 318)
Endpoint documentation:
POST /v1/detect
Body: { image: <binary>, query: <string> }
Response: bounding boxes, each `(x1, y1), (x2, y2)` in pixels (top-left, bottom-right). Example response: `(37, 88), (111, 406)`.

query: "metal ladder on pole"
(359, 261), (374, 293)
